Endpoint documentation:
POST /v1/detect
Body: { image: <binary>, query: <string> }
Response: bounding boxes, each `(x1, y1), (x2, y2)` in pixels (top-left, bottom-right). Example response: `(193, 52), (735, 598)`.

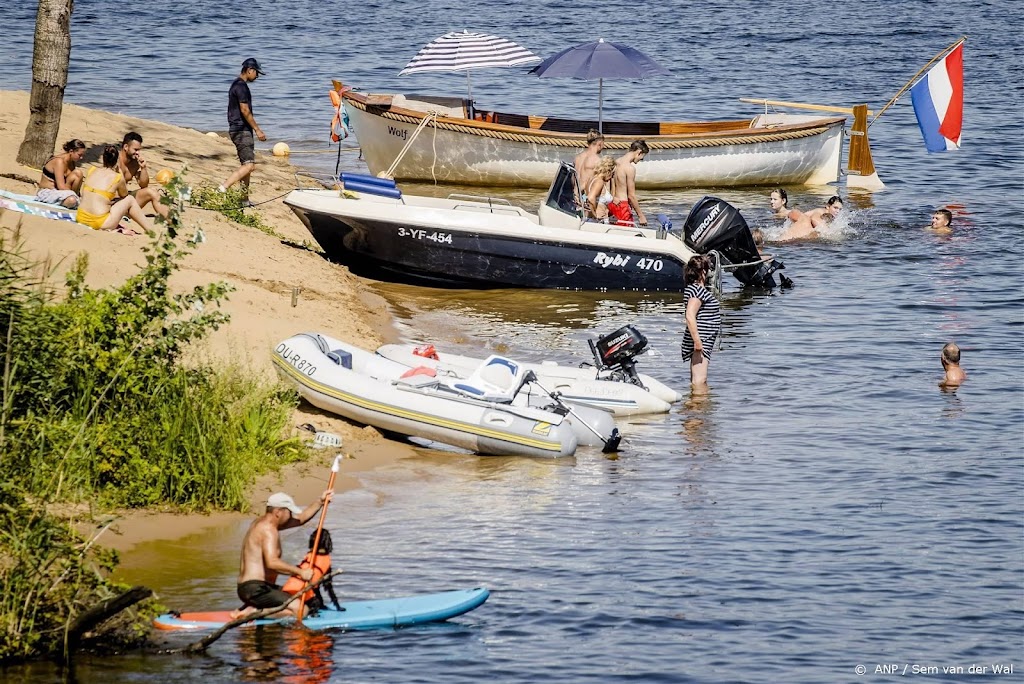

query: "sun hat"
(267, 492), (303, 515)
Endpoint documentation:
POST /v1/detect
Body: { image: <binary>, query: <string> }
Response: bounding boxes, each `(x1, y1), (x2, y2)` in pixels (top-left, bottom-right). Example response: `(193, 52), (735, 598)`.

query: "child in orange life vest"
(281, 529), (343, 613)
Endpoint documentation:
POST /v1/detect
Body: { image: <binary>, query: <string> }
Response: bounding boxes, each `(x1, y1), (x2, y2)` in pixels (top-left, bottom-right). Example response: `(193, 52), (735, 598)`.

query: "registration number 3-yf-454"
(397, 227), (453, 244)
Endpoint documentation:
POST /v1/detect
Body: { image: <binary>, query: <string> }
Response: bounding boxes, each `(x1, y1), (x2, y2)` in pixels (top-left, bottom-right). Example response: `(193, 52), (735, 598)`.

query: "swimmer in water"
(939, 342), (966, 388)
(930, 208), (953, 234)
(769, 188), (790, 218)
(778, 195), (843, 241)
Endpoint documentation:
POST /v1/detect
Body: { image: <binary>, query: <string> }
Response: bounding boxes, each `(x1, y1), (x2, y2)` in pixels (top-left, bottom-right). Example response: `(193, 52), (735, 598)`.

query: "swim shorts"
(237, 580), (294, 609)
(230, 129), (256, 165)
(607, 200), (633, 226)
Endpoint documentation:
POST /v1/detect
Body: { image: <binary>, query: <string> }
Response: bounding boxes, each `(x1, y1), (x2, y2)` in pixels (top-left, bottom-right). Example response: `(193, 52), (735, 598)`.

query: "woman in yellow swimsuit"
(76, 145), (152, 234)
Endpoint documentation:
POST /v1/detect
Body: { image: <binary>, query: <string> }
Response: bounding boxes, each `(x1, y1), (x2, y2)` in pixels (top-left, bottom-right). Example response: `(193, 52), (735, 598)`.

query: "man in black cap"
(220, 58), (268, 200)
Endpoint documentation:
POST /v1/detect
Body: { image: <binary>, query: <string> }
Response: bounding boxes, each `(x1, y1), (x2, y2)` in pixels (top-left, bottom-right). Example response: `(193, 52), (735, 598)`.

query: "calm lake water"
(2, 1), (1023, 682)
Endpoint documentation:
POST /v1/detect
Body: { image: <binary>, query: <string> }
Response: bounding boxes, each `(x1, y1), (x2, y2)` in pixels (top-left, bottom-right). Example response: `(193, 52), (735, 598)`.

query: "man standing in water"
(608, 139), (649, 227)
(220, 58), (268, 201)
(234, 489), (333, 619)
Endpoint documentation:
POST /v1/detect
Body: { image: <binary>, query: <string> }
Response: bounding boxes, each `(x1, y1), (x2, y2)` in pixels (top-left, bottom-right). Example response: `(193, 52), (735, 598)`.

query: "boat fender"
(413, 344), (440, 361)
(327, 349), (353, 369)
(341, 179), (403, 200)
(340, 172), (398, 190)
(400, 365), (437, 379)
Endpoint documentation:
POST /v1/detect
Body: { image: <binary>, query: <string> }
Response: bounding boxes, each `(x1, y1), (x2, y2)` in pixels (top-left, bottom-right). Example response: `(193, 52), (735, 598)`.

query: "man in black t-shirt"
(220, 58), (267, 199)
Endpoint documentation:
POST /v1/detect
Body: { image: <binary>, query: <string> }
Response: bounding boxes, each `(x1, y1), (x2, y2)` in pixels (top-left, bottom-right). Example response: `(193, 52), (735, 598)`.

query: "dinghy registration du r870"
(284, 164), (788, 291)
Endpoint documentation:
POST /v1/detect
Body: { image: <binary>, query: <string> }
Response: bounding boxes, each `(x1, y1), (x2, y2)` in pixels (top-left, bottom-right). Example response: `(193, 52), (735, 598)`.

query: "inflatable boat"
(273, 333), (619, 457)
(378, 326), (682, 416)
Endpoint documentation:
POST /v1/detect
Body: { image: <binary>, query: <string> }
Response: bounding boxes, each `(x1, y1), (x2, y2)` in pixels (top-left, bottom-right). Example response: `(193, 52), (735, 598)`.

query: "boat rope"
(346, 99), (834, 149)
(382, 111), (439, 179)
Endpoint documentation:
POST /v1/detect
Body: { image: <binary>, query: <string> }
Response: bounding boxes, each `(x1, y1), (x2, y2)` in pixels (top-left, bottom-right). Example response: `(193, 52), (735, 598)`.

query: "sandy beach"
(0, 89), (421, 554)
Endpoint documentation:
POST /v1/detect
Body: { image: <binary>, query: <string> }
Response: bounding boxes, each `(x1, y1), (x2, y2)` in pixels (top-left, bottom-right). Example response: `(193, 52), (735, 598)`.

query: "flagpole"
(868, 36), (966, 128)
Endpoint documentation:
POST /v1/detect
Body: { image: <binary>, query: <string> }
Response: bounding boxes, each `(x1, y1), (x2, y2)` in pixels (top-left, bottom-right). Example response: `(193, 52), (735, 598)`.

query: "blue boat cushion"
(327, 349), (353, 369)
(449, 356), (527, 403)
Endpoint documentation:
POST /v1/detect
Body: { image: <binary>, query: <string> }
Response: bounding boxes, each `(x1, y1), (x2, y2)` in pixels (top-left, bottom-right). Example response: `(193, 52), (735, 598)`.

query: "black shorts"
(237, 580), (293, 609)
(229, 129), (256, 165)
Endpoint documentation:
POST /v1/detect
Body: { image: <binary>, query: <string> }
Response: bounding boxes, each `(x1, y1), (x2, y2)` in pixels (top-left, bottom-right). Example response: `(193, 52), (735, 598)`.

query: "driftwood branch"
(177, 570), (344, 654)
(65, 585), (153, 657)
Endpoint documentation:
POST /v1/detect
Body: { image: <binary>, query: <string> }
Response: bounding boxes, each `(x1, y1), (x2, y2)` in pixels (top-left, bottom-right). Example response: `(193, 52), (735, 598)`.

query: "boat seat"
(447, 355), (528, 403)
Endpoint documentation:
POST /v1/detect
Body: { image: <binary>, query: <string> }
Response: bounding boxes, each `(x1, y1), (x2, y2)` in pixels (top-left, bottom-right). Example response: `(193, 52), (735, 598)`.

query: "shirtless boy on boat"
(234, 489), (333, 619)
(778, 195), (843, 241)
(608, 139), (649, 227)
(574, 129), (605, 199)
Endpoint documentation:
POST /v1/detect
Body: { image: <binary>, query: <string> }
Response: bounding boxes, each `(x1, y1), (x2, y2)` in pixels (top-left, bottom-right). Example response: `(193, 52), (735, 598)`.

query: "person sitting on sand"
(75, 145), (152, 234)
(930, 208), (953, 234)
(36, 138), (86, 208)
(281, 529), (343, 615)
(940, 342), (967, 388)
(117, 132), (169, 219)
(574, 129), (605, 201)
(779, 195), (843, 241)
(585, 156), (616, 222)
(233, 490), (333, 620)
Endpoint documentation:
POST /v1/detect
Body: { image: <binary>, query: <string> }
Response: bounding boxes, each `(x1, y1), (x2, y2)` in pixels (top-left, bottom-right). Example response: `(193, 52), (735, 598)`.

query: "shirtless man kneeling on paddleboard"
(233, 490), (333, 619)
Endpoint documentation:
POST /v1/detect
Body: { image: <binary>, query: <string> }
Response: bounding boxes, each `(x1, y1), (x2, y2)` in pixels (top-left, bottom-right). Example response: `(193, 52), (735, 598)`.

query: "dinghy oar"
(527, 373), (621, 453)
(297, 454), (342, 626)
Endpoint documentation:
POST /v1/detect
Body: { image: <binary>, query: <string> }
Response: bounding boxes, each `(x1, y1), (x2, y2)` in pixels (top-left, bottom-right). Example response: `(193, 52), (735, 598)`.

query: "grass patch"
(189, 184), (280, 237)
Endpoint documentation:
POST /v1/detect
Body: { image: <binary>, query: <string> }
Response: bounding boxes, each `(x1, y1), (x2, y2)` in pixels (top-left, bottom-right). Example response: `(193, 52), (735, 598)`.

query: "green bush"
(0, 171), (310, 660)
(190, 184), (279, 237)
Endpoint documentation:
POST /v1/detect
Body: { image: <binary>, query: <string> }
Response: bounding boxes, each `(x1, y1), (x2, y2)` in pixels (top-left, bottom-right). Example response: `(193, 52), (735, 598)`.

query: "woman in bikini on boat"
(76, 145), (152, 234)
(585, 156), (616, 222)
(36, 139), (87, 208)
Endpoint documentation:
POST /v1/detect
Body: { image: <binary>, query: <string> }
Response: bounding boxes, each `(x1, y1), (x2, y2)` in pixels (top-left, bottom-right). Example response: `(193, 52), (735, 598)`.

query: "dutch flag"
(910, 40), (964, 153)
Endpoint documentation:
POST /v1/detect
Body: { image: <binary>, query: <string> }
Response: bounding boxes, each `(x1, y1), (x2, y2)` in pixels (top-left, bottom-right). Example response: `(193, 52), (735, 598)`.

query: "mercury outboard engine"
(589, 325), (648, 388)
(683, 196), (786, 288)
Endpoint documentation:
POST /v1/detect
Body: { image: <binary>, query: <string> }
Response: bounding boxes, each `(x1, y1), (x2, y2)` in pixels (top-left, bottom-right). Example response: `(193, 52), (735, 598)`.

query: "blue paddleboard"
(153, 587), (489, 631)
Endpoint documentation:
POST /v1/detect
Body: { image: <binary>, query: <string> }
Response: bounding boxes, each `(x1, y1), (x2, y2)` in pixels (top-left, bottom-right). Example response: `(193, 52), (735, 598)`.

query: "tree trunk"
(17, 0), (74, 169)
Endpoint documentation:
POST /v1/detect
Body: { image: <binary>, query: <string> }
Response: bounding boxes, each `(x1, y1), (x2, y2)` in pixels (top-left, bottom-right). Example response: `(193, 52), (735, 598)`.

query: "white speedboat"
(273, 333), (619, 457)
(285, 164), (786, 291)
(378, 326), (682, 417)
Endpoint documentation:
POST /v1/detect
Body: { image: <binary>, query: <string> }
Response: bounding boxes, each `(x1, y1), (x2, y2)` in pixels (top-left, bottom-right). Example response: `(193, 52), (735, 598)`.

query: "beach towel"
(0, 189), (78, 223)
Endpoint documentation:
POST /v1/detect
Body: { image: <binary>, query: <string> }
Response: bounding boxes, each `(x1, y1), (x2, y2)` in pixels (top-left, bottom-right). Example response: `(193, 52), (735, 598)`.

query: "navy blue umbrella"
(529, 38), (670, 132)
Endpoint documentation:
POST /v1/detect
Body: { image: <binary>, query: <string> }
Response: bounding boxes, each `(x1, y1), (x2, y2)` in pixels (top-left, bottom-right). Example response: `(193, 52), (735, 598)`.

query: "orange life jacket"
(330, 89), (349, 143)
(281, 551), (332, 601)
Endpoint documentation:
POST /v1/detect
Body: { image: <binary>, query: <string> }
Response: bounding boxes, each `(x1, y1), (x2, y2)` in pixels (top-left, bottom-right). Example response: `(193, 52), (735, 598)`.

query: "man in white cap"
(234, 488), (333, 619)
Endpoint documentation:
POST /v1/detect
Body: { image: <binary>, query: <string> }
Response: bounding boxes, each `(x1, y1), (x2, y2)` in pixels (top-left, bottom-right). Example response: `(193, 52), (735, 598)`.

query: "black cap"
(241, 58), (266, 75)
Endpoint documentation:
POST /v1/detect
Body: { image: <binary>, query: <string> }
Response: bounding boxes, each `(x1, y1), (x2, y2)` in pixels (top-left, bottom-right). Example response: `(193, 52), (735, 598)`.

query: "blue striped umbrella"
(399, 30), (539, 101)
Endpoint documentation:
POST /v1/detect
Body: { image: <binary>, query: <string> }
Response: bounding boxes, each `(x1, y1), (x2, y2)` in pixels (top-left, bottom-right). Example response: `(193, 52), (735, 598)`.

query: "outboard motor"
(683, 196), (786, 288)
(589, 325), (648, 388)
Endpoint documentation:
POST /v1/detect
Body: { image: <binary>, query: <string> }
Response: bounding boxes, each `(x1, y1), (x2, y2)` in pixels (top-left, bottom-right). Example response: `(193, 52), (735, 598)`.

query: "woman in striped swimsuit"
(680, 254), (721, 387)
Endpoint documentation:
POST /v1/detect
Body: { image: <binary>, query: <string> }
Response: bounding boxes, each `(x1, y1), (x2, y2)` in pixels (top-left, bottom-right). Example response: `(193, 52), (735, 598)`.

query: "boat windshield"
(544, 164), (583, 219)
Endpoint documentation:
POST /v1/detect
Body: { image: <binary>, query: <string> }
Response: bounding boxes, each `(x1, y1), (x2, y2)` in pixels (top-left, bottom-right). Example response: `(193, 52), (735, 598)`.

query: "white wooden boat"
(273, 333), (622, 457)
(340, 89), (846, 189)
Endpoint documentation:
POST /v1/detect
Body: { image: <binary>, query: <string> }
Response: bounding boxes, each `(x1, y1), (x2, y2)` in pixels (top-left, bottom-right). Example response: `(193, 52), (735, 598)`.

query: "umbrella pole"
(598, 78), (603, 134)
(466, 72), (473, 106)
